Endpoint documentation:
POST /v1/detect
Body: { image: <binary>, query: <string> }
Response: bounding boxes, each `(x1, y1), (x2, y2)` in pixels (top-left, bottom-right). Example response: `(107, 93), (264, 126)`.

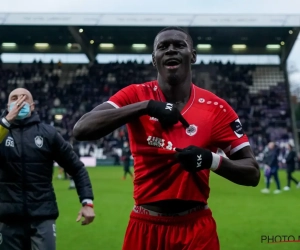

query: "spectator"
(261, 142), (281, 194)
(283, 144), (300, 190)
(0, 61), (293, 159)
(0, 88), (95, 250)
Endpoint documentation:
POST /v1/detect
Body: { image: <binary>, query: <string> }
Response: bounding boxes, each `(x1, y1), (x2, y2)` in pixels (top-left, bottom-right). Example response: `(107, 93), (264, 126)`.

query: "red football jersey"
(107, 81), (250, 205)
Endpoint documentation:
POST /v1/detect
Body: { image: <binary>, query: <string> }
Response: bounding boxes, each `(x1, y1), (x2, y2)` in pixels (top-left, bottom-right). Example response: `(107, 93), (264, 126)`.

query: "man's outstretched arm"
(214, 146), (260, 187)
(73, 101), (149, 141)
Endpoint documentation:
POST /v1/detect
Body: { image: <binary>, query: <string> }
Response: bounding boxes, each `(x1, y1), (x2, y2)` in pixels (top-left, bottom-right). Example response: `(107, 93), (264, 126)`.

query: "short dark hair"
(155, 26), (194, 48)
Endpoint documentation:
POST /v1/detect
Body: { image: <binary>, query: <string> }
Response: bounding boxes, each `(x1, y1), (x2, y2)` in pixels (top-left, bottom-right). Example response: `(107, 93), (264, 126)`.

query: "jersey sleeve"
(211, 99), (250, 157)
(106, 84), (139, 108)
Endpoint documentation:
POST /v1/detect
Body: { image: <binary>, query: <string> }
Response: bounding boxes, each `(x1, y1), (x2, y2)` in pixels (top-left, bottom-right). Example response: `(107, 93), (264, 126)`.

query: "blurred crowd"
(211, 62), (292, 156)
(0, 59), (294, 163)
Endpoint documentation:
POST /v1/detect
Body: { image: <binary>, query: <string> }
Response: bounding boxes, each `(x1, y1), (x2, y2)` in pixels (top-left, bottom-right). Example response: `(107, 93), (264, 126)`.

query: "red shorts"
(122, 206), (220, 250)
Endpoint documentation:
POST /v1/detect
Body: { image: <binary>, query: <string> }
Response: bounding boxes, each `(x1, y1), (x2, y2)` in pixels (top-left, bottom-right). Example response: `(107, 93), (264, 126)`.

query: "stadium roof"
(0, 17), (299, 64)
(1, 13), (300, 27)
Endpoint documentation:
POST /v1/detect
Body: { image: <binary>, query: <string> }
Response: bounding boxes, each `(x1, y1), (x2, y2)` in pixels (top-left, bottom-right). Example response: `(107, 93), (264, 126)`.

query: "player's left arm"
(52, 131), (94, 203)
(214, 146), (260, 186)
(211, 101), (260, 187)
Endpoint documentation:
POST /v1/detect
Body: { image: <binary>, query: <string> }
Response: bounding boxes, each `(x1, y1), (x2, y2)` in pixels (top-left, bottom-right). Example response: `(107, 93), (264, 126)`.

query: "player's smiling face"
(152, 30), (196, 85)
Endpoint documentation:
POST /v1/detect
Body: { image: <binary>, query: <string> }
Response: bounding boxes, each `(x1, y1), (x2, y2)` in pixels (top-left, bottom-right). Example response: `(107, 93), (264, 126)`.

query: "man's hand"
(76, 206), (95, 225)
(5, 95), (27, 123)
(146, 100), (189, 129)
(175, 146), (222, 172)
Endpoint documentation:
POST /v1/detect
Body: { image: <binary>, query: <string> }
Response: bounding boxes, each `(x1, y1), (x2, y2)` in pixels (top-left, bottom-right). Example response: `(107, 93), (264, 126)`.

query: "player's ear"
(191, 49), (197, 64)
(30, 102), (35, 111)
(152, 52), (156, 67)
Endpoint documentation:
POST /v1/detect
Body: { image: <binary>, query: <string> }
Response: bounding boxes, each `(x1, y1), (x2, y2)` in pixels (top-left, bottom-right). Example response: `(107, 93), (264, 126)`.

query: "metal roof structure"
(0, 14), (299, 64)
(1, 13), (300, 27)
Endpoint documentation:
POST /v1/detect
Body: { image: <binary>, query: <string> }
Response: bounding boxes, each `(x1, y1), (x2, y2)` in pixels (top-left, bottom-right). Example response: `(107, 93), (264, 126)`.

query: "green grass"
(54, 167), (300, 250)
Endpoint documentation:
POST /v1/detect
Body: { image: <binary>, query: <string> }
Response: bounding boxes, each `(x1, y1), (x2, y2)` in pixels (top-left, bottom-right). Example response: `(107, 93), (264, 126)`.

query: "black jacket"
(122, 146), (131, 162)
(264, 147), (279, 169)
(286, 150), (296, 172)
(0, 112), (93, 223)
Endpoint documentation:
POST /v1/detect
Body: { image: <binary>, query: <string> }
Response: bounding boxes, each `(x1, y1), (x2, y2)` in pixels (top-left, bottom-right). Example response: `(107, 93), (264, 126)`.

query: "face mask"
(9, 102), (31, 120)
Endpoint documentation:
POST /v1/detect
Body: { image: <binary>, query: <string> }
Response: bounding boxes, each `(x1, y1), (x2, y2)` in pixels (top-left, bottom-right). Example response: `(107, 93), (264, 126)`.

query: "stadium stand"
(0, 59), (293, 162)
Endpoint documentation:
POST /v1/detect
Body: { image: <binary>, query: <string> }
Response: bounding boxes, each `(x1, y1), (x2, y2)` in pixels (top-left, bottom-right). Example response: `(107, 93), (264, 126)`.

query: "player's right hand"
(146, 100), (189, 129)
(5, 95), (27, 123)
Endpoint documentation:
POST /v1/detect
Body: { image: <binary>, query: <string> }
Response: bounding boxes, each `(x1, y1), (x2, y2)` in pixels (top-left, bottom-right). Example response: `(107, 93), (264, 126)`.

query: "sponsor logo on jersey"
(149, 117), (158, 121)
(147, 136), (175, 151)
(230, 119), (244, 138)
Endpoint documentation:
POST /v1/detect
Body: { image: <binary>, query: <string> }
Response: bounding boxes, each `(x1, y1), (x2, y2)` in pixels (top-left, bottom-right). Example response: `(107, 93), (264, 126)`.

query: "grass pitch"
(54, 167), (300, 250)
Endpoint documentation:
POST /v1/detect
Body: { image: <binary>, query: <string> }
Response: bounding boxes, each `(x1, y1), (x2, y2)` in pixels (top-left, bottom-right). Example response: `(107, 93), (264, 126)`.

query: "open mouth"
(164, 59), (181, 69)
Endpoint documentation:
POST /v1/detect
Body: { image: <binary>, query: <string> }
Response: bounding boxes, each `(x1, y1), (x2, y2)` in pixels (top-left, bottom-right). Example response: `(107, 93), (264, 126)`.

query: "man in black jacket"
(283, 144), (300, 190)
(0, 88), (95, 250)
(261, 142), (281, 194)
(121, 141), (133, 180)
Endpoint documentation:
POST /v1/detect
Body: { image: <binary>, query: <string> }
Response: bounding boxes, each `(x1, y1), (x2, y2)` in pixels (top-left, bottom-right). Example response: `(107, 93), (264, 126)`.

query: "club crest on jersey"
(35, 136), (43, 148)
(186, 125), (198, 136)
